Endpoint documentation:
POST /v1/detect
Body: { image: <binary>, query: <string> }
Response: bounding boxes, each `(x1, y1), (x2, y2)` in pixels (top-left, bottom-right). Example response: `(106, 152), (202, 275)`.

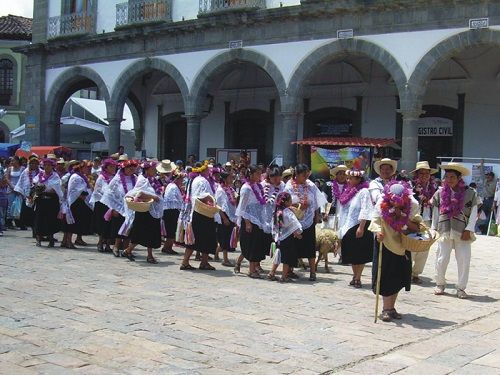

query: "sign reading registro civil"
(417, 117), (453, 137)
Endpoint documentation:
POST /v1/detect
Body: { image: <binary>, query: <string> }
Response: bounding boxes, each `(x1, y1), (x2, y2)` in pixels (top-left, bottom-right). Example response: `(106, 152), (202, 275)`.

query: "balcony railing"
(199, 0), (266, 15)
(47, 12), (95, 39)
(116, 0), (173, 28)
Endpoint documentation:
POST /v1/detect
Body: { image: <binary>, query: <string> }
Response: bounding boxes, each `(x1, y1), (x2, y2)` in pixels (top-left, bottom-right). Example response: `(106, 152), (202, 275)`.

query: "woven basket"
(125, 196), (154, 213)
(402, 230), (440, 252)
(194, 195), (220, 218)
(290, 204), (305, 220)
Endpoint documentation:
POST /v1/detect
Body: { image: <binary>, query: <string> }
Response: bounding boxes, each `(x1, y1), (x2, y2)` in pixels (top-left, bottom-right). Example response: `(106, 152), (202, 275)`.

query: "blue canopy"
(0, 143), (20, 158)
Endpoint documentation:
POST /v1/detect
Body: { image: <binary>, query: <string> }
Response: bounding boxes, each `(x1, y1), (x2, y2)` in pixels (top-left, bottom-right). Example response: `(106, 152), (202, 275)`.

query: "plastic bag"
(10, 195), (22, 220)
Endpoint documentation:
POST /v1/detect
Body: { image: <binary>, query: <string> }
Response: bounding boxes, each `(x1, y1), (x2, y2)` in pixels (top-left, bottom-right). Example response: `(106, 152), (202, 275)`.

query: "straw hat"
(56, 158), (66, 165)
(282, 168), (293, 179)
(110, 153), (120, 160)
(156, 159), (177, 174)
(330, 164), (348, 177)
(374, 158), (398, 176)
(118, 154), (128, 161)
(441, 162), (470, 177)
(46, 153), (57, 159)
(411, 161), (438, 175)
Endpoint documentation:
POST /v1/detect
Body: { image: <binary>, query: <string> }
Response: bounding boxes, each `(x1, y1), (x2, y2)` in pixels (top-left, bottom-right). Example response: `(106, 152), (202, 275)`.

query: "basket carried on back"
(194, 195), (220, 218)
(402, 230), (440, 252)
(125, 196), (154, 213)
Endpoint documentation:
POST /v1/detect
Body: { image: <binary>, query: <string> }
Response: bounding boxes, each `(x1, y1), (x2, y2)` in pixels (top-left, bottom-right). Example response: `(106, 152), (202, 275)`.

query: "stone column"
(400, 110), (423, 172)
(185, 114), (201, 161)
(106, 118), (122, 155)
(281, 111), (300, 168)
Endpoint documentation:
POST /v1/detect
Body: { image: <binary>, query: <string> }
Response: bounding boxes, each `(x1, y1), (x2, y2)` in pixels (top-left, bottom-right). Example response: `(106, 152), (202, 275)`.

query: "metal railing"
(199, 0), (266, 15)
(116, 0), (172, 27)
(47, 11), (95, 38)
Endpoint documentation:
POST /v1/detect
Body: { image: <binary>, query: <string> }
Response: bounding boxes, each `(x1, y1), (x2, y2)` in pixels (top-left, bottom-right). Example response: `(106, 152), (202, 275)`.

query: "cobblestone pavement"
(0, 229), (499, 375)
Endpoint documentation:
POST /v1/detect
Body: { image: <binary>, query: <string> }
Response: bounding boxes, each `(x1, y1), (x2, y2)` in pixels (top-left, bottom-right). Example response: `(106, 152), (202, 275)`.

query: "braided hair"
(273, 192), (291, 230)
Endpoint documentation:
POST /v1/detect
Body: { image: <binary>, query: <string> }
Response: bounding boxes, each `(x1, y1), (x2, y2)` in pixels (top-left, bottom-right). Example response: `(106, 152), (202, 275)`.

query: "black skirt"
(372, 243), (412, 297)
(297, 224), (316, 259)
(240, 222), (266, 262)
(93, 201), (112, 238)
(341, 222), (374, 265)
(217, 221), (236, 251)
(33, 193), (60, 236)
(65, 198), (93, 235)
(163, 209), (180, 239)
(192, 211), (217, 254)
(280, 235), (298, 267)
(262, 232), (273, 257)
(109, 214), (126, 240)
(129, 211), (161, 248)
(20, 200), (35, 227)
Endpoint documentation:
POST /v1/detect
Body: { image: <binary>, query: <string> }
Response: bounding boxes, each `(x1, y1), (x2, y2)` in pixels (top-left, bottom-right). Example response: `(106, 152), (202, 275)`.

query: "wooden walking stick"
(374, 236), (383, 323)
(487, 208), (494, 236)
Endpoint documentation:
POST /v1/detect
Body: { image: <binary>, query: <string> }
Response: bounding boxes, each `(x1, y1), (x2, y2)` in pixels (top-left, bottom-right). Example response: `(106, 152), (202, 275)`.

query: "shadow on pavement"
(393, 314), (457, 329)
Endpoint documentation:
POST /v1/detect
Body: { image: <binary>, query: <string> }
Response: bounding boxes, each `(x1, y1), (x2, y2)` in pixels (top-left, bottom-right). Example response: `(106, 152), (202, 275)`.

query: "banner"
(311, 146), (371, 179)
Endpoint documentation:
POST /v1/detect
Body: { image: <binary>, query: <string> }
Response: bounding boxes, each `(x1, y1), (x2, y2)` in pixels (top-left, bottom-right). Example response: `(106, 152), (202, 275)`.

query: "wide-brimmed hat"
(282, 168), (293, 179)
(330, 164), (348, 177)
(110, 153), (120, 160)
(441, 162), (470, 177)
(56, 158), (66, 165)
(46, 153), (57, 159)
(156, 159), (177, 174)
(374, 158), (398, 176)
(118, 154), (129, 161)
(411, 161), (438, 175)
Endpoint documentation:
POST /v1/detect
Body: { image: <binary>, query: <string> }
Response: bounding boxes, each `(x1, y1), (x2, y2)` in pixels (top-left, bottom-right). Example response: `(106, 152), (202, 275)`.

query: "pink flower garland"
(119, 171), (136, 194)
(264, 184), (281, 205)
(100, 170), (114, 184)
(37, 170), (54, 184)
(331, 180), (345, 200)
(440, 179), (466, 217)
(147, 176), (164, 195)
(338, 181), (369, 205)
(248, 182), (266, 205)
(381, 181), (412, 233)
(203, 176), (216, 195)
(222, 183), (237, 206)
(413, 177), (437, 208)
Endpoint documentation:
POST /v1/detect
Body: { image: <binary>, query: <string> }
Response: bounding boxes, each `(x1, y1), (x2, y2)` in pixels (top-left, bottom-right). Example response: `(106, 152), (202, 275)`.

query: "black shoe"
(125, 252), (135, 262)
(48, 239), (55, 248)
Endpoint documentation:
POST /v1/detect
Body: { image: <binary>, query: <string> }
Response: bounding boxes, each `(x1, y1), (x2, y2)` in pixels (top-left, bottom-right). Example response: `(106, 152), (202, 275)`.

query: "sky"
(0, 0), (34, 18)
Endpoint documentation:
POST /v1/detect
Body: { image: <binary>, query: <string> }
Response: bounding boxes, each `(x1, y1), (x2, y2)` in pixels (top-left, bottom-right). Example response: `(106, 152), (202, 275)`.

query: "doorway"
(159, 112), (186, 161)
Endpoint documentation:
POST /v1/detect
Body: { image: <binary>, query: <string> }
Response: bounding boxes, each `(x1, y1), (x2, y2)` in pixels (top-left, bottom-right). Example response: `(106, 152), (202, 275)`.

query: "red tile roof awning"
(293, 137), (398, 148)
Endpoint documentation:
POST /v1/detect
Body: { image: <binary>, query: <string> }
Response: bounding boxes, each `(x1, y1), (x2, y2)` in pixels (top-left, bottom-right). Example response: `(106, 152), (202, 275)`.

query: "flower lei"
(338, 181), (369, 205)
(148, 176), (164, 195)
(37, 170), (54, 184)
(291, 179), (309, 209)
(248, 181), (266, 205)
(413, 177), (437, 208)
(120, 171), (136, 194)
(222, 183), (237, 206)
(203, 176), (216, 195)
(440, 179), (466, 217)
(264, 183), (281, 205)
(331, 180), (345, 200)
(75, 171), (90, 188)
(380, 181), (412, 233)
(100, 170), (114, 184)
(192, 160), (209, 173)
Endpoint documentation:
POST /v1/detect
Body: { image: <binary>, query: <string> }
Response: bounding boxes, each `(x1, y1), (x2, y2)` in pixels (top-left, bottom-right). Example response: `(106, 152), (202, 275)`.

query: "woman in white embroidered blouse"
(214, 171), (237, 267)
(161, 169), (185, 255)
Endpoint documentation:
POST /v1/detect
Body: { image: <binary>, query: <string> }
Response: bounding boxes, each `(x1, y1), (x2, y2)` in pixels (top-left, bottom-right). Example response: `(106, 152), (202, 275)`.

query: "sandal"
(35, 240), (42, 247)
(288, 272), (300, 279)
(199, 263), (216, 271)
(180, 264), (196, 271)
(390, 309), (402, 320)
(112, 247), (120, 257)
(412, 276), (423, 285)
(233, 264), (241, 274)
(104, 245), (113, 253)
(48, 239), (55, 248)
(309, 273), (317, 282)
(267, 273), (278, 281)
(124, 252), (135, 262)
(354, 279), (362, 289)
(349, 278), (356, 286)
(381, 310), (392, 322)
(248, 271), (261, 279)
(161, 248), (178, 255)
(75, 240), (88, 246)
(221, 260), (234, 267)
(97, 244), (105, 253)
(279, 276), (291, 283)
(147, 257), (158, 264)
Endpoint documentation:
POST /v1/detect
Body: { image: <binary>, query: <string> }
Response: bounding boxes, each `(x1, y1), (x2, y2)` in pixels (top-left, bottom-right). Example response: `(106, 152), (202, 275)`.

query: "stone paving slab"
(0, 230), (499, 374)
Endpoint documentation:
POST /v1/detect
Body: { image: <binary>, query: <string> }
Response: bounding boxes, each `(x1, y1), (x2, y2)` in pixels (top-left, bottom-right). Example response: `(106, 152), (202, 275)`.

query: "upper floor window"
(65, 0), (93, 14)
(0, 59), (14, 106)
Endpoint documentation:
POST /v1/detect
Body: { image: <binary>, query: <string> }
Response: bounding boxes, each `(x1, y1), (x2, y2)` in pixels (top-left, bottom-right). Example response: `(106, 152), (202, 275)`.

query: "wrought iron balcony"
(199, 0), (267, 15)
(47, 12), (95, 39)
(116, 0), (173, 28)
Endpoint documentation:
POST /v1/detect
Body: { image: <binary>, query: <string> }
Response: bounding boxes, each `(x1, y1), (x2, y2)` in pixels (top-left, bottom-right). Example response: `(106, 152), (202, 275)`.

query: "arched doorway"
(160, 112), (186, 161)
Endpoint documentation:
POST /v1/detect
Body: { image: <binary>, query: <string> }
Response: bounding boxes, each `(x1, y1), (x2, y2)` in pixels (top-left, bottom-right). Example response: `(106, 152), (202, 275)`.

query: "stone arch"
(408, 29), (500, 110)
(286, 38), (408, 112)
(45, 66), (111, 144)
(188, 49), (287, 114)
(109, 58), (189, 119)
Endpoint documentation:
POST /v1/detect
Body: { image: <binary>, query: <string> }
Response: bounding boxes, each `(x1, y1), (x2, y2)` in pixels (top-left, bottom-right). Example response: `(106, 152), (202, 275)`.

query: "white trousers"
(412, 250), (429, 277)
(435, 239), (471, 290)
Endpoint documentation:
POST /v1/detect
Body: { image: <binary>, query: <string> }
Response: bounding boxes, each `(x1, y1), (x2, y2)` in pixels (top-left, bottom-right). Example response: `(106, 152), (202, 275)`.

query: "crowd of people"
(0, 150), (497, 322)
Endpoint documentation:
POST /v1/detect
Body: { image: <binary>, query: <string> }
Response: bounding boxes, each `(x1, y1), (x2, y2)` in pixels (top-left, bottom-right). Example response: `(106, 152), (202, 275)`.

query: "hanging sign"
(417, 117), (453, 137)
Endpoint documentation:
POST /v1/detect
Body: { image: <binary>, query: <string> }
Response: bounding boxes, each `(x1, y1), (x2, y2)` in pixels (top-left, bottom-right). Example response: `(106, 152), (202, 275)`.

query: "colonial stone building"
(16, 0), (500, 169)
